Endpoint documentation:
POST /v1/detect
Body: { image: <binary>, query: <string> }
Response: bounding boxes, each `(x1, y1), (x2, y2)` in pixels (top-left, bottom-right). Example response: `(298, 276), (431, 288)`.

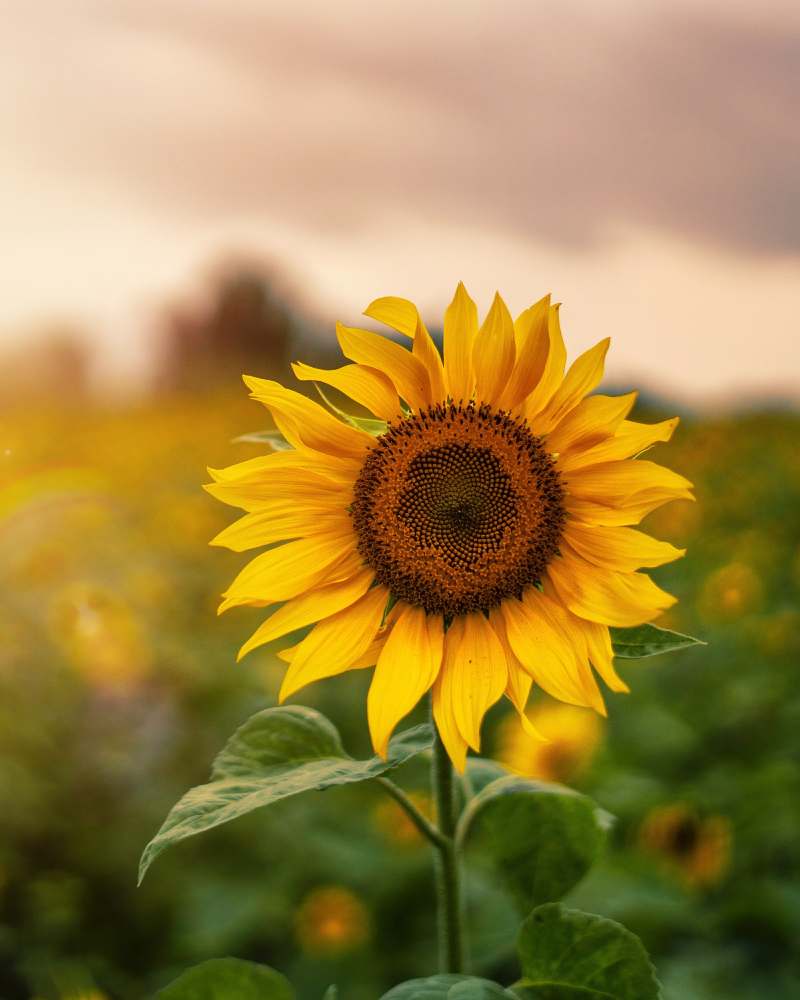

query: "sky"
(2, 0), (799, 402)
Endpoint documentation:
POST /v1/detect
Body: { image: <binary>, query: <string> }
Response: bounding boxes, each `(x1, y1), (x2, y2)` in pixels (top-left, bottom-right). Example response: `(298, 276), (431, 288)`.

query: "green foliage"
(156, 958), (294, 999)
(382, 974), (517, 999)
(458, 778), (611, 910)
(4, 400), (799, 999)
(514, 903), (661, 999)
(139, 707), (432, 883)
(610, 623), (704, 658)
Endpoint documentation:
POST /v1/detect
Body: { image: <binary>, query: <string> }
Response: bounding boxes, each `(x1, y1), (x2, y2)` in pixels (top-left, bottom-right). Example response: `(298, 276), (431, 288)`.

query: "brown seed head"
(350, 402), (565, 616)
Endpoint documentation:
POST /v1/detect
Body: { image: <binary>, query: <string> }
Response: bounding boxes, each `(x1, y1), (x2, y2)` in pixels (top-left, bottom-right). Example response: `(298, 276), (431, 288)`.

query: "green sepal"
(155, 958), (294, 999)
(139, 706), (432, 884)
(457, 777), (611, 911)
(514, 903), (662, 999)
(381, 974), (518, 998)
(610, 623), (705, 658)
(322, 989), (338, 1000)
(314, 385), (388, 435)
(231, 429), (292, 449)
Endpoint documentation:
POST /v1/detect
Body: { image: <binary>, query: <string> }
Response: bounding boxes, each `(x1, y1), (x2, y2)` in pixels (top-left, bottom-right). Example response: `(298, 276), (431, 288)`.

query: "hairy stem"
(430, 702), (465, 973)
(376, 777), (448, 849)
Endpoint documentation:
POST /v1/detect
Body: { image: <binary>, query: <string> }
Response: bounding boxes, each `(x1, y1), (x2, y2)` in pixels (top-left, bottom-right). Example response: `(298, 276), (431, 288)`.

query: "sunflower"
(638, 803), (731, 888)
(496, 701), (603, 783)
(207, 284), (692, 770)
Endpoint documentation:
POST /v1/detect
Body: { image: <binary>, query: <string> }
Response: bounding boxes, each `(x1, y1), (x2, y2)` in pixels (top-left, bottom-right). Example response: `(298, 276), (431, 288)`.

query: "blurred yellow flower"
(209, 284), (691, 769)
(638, 803), (731, 889)
(294, 885), (369, 956)
(496, 701), (603, 782)
(373, 792), (433, 847)
(49, 582), (151, 688)
(698, 562), (763, 622)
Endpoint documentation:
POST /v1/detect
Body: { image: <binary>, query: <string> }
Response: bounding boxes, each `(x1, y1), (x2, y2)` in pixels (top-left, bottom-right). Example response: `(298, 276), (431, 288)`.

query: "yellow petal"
(364, 297), (447, 404)
(573, 616), (630, 693)
(535, 593), (607, 715)
(237, 567), (375, 661)
(546, 544), (677, 627)
(564, 523), (685, 572)
(535, 338), (610, 433)
(208, 450), (358, 485)
(363, 295), (419, 337)
(368, 605), (444, 757)
(432, 622), (469, 772)
(565, 495), (686, 527)
(336, 323), (431, 411)
(218, 530), (358, 612)
(350, 633), (387, 669)
(449, 612), (507, 751)
(472, 292), (516, 406)
(211, 504), (351, 552)
(559, 416), (680, 470)
(565, 457), (693, 501)
(243, 376), (373, 460)
(500, 590), (590, 707)
(412, 317), (447, 404)
(204, 470), (350, 511)
(488, 609), (549, 741)
(291, 361), (401, 421)
(522, 303), (567, 420)
(497, 295), (551, 412)
(504, 660), (532, 716)
(278, 585), (389, 701)
(562, 459), (693, 525)
(443, 281), (477, 402)
(546, 392), (638, 457)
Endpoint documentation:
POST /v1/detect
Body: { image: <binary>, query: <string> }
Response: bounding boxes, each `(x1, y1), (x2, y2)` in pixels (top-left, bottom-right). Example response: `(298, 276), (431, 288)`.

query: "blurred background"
(1, 1), (799, 998)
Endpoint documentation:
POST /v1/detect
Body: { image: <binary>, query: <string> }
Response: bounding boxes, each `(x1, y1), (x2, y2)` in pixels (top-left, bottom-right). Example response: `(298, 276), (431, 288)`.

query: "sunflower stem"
(376, 777), (448, 849)
(430, 702), (465, 974)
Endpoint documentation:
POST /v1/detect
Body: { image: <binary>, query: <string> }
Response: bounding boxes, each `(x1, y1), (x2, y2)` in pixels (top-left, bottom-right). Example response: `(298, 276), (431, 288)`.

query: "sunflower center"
(670, 817), (700, 856)
(350, 402), (566, 616)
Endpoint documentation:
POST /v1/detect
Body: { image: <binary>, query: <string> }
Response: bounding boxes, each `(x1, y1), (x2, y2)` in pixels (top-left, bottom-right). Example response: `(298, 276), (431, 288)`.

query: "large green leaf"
(139, 707), (432, 884)
(610, 624), (704, 659)
(156, 958), (294, 999)
(514, 903), (661, 999)
(457, 778), (611, 910)
(382, 975), (517, 999)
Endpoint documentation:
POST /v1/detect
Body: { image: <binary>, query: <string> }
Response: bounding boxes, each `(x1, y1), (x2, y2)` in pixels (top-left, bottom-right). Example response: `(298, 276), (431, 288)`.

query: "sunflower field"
(1, 385), (799, 999)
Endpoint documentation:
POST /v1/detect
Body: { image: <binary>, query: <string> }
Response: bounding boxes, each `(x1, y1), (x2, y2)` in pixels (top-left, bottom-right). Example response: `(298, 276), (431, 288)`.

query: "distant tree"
(157, 262), (304, 391)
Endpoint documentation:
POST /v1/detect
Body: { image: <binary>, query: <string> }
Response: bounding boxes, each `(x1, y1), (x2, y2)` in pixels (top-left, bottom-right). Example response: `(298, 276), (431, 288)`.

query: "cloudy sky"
(2, 0), (799, 400)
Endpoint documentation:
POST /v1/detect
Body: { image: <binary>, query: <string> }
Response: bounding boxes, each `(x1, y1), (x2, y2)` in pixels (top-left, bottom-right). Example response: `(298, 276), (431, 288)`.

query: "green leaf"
(156, 958), (294, 999)
(515, 903), (661, 999)
(465, 758), (509, 796)
(457, 778), (611, 910)
(231, 429), (292, 449)
(139, 707), (432, 884)
(609, 624), (704, 659)
(381, 975), (517, 999)
(314, 385), (388, 435)
(322, 989), (338, 1000)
